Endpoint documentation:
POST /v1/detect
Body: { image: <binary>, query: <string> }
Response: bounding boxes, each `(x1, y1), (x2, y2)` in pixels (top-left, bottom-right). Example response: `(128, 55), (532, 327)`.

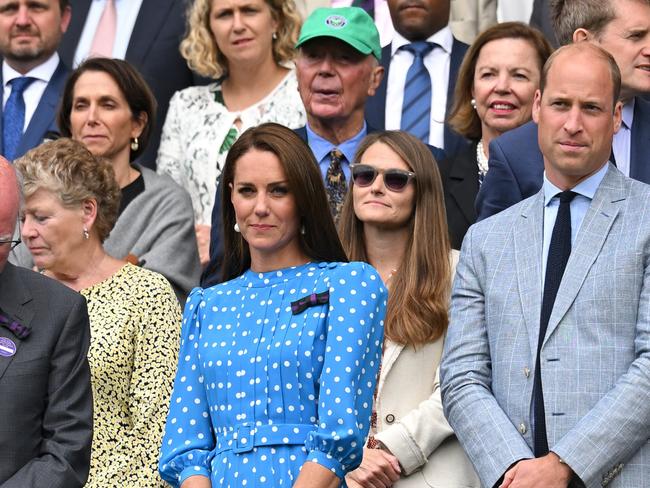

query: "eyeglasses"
(0, 238), (21, 250)
(350, 164), (416, 192)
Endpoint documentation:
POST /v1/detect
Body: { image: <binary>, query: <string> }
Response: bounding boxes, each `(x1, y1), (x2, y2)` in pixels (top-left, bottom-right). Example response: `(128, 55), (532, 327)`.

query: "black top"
(118, 170), (145, 216)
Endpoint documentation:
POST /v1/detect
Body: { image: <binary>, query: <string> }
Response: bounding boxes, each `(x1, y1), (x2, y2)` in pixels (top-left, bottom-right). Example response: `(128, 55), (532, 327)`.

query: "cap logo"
(325, 15), (347, 29)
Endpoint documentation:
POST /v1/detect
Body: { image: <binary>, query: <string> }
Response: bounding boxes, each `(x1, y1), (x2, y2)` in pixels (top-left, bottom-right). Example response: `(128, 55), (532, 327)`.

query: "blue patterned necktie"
(400, 42), (435, 143)
(325, 149), (347, 223)
(533, 190), (577, 457)
(3, 76), (36, 161)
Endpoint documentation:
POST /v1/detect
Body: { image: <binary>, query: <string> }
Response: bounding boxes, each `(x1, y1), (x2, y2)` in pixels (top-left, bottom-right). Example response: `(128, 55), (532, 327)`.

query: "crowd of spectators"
(1, 0), (649, 487)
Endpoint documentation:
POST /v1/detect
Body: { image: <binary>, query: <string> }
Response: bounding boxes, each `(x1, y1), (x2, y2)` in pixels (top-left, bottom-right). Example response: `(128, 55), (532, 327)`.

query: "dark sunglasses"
(351, 164), (416, 192)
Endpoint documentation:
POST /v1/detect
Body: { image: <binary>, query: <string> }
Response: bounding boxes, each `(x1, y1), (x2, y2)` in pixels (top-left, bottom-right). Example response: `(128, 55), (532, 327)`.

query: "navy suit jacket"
(59, 0), (210, 168)
(201, 125), (448, 286)
(0, 60), (69, 160)
(364, 39), (470, 158)
(476, 96), (650, 220)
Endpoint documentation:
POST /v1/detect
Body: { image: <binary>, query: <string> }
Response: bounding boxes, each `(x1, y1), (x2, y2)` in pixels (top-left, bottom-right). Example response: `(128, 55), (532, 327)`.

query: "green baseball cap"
(296, 7), (382, 61)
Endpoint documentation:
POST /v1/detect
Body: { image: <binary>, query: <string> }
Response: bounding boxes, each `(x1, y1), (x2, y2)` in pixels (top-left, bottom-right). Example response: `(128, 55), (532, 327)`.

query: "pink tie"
(89, 0), (117, 58)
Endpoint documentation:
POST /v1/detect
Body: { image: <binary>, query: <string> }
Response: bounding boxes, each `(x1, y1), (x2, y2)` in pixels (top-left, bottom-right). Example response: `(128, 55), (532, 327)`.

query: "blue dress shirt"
(305, 122), (368, 182)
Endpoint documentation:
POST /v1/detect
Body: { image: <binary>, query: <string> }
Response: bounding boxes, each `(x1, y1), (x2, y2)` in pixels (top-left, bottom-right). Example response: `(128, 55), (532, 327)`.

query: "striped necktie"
(400, 41), (435, 144)
(2, 76), (36, 161)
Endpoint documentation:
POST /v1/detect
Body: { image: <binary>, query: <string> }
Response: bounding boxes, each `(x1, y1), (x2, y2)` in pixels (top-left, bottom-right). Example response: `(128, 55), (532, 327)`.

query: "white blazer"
(372, 251), (480, 487)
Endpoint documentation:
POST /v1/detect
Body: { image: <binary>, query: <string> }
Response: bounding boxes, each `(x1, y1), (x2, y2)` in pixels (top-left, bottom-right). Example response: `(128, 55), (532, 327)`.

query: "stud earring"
(300, 224), (306, 235)
(234, 222), (241, 233)
(272, 32), (277, 40)
(470, 99), (477, 110)
(131, 137), (139, 151)
(83, 227), (90, 240)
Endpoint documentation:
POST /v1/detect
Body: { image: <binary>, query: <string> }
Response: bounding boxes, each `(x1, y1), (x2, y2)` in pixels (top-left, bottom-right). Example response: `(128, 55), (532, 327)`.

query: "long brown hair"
(339, 131), (451, 347)
(221, 123), (347, 282)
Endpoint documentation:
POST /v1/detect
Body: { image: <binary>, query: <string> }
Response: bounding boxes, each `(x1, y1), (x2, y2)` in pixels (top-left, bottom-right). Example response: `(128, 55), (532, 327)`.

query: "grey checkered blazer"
(441, 165), (650, 488)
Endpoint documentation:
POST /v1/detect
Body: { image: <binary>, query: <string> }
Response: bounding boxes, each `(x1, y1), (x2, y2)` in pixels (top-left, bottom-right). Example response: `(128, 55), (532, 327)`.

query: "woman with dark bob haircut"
(444, 22), (553, 249)
(57, 57), (200, 300)
(160, 123), (387, 488)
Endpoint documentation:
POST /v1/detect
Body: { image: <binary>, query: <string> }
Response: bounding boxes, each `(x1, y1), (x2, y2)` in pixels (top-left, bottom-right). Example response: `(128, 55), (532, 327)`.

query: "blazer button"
(519, 423), (527, 434)
(385, 414), (395, 424)
(523, 367), (531, 378)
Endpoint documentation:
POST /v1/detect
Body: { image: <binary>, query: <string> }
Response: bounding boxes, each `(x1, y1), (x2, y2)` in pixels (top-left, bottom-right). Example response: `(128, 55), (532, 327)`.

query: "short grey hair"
(551, 0), (650, 46)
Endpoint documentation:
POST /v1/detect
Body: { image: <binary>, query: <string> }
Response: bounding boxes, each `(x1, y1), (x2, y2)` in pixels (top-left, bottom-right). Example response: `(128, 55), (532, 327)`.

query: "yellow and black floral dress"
(81, 263), (181, 487)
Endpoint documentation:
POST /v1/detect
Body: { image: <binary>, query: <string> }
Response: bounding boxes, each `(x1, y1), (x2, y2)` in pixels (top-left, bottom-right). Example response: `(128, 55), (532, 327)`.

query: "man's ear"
(572, 28), (592, 43)
(367, 65), (385, 97)
(532, 89), (542, 124)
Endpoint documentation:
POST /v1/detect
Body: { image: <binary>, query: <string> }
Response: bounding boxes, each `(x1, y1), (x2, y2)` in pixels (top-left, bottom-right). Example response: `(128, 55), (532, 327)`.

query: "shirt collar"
(390, 26), (453, 57)
(543, 163), (609, 206)
(621, 98), (635, 130)
(305, 121), (368, 163)
(3, 53), (60, 86)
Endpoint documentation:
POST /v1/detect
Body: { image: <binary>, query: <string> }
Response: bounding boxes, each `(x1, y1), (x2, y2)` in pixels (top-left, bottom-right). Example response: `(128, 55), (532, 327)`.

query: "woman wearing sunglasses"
(339, 131), (480, 488)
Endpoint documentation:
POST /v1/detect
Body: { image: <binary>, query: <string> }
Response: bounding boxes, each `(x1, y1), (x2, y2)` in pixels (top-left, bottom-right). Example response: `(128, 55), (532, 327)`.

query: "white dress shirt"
(2, 53), (60, 132)
(73, 0), (144, 67)
(384, 28), (452, 149)
(612, 99), (634, 177)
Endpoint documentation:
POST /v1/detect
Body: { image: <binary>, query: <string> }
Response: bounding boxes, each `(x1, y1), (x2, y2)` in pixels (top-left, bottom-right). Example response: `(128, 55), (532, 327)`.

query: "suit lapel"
(58, 0), (92, 67)
(629, 97), (650, 184)
(514, 192), (544, 357)
(443, 39), (469, 155)
(17, 61), (69, 156)
(125, 0), (174, 66)
(0, 265), (35, 380)
(447, 143), (479, 224)
(543, 166), (625, 344)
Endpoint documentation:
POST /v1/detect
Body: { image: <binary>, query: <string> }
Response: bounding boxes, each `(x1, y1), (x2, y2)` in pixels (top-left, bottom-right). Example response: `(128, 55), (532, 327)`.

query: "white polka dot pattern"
(159, 262), (387, 487)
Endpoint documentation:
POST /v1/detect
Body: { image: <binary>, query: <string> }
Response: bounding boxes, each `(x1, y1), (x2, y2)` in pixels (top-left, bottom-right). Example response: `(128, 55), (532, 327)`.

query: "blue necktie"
(3, 76), (36, 161)
(400, 42), (435, 143)
(533, 190), (577, 457)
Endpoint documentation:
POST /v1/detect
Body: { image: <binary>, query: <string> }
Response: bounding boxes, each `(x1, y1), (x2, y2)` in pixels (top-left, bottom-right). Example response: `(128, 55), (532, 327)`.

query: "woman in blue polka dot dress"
(159, 123), (387, 488)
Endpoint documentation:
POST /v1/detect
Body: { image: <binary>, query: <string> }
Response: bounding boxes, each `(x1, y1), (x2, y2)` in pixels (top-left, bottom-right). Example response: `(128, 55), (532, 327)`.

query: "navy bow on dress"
(291, 291), (330, 315)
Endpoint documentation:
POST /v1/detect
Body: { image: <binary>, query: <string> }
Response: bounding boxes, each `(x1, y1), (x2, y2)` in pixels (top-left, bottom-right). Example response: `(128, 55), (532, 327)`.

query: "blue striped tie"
(3, 76), (36, 161)
(400, 42), (435, 143)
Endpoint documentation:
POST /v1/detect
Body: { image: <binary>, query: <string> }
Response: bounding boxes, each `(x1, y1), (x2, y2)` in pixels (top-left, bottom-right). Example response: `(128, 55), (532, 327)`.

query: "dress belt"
(214, 423), (315, 455)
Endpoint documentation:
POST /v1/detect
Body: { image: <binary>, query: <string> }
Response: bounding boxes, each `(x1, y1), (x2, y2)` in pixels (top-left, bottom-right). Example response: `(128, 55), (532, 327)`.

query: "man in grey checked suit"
(441, 42), (650, 488)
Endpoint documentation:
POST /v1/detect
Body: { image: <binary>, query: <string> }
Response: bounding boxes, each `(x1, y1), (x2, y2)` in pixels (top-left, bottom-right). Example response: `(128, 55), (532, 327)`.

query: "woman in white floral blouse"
(157, 0), (306, 266)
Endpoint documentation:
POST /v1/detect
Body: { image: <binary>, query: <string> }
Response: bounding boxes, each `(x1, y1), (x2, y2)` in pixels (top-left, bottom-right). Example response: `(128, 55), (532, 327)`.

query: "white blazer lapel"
(377, 340), (405, 398)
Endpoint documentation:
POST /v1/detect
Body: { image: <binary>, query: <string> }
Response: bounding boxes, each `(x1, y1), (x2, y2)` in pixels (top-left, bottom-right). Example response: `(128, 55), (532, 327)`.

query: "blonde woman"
(339, 131), (480, 487)
(157, 0), (306, 266)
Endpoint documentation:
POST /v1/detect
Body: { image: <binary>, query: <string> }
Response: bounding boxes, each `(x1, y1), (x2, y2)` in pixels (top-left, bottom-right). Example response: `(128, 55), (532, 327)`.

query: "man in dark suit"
(0, 158), (93, 487)
(58, 0), (208, 168)
(364, 0), (469, 157)
(530, 0), (558, 47)
(477, 0), (650, 221)
(0, 0), (71, 161)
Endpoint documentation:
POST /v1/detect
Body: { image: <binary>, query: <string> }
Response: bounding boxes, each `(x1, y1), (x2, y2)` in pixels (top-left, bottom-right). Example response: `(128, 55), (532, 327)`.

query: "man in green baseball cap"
(293, 7), (384, 223)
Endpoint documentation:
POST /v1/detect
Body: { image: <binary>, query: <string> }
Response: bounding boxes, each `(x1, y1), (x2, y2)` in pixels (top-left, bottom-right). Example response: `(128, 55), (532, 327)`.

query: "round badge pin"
(0, 337), (17, 357)
(325, 15), (347, 29)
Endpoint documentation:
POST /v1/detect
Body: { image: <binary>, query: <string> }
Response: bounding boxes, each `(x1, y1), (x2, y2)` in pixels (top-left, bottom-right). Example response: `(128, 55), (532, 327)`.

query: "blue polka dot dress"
(159, 261), (387, 487)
